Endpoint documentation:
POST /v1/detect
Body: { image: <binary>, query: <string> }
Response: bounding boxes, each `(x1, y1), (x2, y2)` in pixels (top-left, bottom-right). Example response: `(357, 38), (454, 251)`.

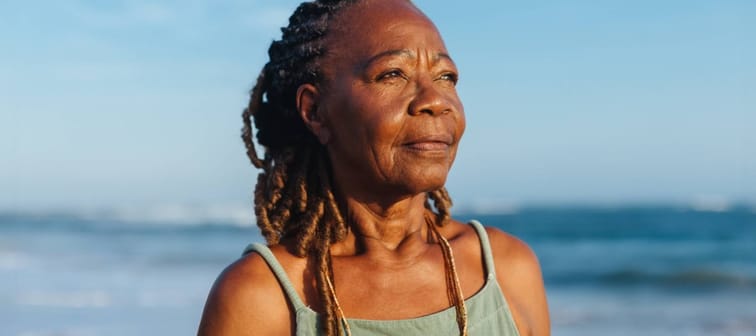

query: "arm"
(197, 253), (292, 336)
(487, 227), (551, 336)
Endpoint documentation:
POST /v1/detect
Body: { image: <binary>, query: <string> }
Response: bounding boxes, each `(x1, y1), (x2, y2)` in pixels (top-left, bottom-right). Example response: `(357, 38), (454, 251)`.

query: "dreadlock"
(241, 1), (463, 334)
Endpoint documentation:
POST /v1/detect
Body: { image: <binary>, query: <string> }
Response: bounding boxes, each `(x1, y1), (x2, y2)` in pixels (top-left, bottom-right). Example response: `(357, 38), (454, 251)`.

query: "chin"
(398, 167), (450, 195)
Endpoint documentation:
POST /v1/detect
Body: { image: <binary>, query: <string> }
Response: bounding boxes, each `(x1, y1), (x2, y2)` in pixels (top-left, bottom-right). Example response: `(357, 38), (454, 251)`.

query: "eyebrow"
(363, 49), (454, 67)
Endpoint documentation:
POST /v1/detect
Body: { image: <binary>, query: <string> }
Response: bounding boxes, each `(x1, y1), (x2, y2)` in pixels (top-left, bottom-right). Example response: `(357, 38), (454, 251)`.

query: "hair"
(241, 0), (464, 334)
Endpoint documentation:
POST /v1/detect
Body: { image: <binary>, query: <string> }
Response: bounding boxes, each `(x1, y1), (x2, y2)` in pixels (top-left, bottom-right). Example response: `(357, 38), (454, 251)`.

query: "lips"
(402, 134), (453, 151)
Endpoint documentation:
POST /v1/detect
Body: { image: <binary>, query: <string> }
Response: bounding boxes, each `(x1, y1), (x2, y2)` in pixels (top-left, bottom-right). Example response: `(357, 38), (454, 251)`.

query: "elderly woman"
(198, 0), (549, 335)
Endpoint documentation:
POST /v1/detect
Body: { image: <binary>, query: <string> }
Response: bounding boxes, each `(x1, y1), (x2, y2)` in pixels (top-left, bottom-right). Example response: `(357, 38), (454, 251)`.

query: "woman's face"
(315, 0), (465, 199)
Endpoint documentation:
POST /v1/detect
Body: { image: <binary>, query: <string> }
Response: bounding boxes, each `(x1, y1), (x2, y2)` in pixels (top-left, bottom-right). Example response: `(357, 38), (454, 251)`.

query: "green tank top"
(243, 220), (521, 336)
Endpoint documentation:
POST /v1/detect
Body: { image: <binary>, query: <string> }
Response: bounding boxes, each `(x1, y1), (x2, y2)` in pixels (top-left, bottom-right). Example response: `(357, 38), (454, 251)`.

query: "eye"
(438, 72), (459, 85)
(376, 69), (406, 82)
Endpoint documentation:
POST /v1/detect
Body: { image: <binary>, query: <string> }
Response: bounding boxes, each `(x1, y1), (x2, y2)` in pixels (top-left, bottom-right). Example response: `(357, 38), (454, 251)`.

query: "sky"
(2, 0), (755, 213)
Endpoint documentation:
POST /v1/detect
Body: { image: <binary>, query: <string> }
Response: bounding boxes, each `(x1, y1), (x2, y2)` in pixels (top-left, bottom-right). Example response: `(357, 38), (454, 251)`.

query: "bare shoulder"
(442, 219), (542, 275)
(482, 224), (551, 336)
(441, 219), (537, 263)
(197, 248), (292, 336)
(483, 225), (541, 272)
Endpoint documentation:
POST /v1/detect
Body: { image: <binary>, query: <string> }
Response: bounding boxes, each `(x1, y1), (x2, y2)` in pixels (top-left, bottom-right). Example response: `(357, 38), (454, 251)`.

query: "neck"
(330, 193), (434, 259)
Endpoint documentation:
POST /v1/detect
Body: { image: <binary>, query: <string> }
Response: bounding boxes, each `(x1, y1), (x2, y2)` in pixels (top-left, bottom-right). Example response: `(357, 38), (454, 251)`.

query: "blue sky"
(2, 0), (754, 212)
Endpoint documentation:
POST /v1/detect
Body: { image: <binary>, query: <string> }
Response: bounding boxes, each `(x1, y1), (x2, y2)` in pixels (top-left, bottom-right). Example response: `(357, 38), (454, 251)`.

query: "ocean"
(2, 205), (755, 335)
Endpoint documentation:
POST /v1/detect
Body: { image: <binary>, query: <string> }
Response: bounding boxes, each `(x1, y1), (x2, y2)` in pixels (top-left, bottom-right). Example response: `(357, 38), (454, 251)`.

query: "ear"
(296, 83), (330, 144)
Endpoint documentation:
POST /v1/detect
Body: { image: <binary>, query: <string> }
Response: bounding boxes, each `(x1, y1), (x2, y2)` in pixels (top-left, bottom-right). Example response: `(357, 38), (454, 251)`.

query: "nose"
(408, 79), (453, 117)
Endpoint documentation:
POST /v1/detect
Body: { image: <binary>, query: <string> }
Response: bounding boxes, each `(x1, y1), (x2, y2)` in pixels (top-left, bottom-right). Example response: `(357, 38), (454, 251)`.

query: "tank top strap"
(469, 220), (497, 280)
(242, 243), (307, 311)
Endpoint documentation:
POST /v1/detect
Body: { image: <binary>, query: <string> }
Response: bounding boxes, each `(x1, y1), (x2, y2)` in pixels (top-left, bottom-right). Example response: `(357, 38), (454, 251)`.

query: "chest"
(300, 251), (485, 320)
(336, 261), (450, 319)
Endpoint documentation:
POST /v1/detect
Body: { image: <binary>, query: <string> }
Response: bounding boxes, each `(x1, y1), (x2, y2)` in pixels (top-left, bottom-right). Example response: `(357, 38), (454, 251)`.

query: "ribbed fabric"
(243, 220), (520, 335)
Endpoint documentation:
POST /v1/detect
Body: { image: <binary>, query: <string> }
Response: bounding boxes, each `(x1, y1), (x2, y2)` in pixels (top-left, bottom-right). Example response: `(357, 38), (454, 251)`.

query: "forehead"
(324, 0), (447, 61)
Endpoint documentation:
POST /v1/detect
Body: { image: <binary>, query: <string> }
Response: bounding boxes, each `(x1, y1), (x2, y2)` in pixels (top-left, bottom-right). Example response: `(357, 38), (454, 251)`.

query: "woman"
(198, 0), (549, 335)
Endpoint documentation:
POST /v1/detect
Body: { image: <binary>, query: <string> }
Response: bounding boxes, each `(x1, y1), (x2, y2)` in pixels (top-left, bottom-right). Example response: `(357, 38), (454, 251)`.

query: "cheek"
(328, 90), (405, 163)
(359, 99), (407, 163)
(456, 104), (466, 141)
(349, 86), (405, 134)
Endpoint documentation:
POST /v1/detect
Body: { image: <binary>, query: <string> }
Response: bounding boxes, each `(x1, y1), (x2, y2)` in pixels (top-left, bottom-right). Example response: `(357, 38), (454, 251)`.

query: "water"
(2, 206), (755, 335)
(474, 207), (756, 335)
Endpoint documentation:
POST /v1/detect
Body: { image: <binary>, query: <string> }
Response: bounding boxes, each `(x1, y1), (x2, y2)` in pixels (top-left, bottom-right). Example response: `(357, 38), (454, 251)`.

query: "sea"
(2, 205), (755, 336)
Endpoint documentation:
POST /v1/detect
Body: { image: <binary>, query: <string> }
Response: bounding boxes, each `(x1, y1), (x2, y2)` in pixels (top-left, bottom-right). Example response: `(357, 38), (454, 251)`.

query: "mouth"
(402, 134), (453, 152)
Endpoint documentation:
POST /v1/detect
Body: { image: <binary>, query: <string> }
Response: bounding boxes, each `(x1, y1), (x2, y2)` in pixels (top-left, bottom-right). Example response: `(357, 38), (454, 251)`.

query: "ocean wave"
(690, 195), (732, 212)
(546, 267), (756, 290)
(91, 203), (256, 227)
(0, 203), (259, 232)
(0, 250), (34, 270)
(598, 268), (756, 288)
(17, 290), (111, 308)
(458, 199), (520, 215)
(17, 329), (98, 336)
(137, 290), (196, 308)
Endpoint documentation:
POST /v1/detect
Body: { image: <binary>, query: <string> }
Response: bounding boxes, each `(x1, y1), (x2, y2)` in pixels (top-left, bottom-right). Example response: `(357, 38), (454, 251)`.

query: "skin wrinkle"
(320, 9), (463, 202)
(319, 3), (468, 317)
(326, 3), (458, 202)
(342, 197), (427, 252)
(359, 49), (454, 77)
(324, 45), (462, 203)
(198, 1), (549, 335)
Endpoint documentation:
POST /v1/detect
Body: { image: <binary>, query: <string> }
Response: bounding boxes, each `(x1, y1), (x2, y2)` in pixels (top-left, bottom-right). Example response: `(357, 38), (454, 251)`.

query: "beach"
(2, 206), (755, 335)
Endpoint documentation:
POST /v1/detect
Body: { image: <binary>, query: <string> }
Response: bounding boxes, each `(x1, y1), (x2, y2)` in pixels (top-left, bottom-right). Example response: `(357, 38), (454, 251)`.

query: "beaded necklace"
(324, 214), (469, 336)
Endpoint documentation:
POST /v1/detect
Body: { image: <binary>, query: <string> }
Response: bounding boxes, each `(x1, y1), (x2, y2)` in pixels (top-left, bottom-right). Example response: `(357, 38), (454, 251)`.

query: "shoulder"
(197, 246), (293, 336)
(479, 223), (551, 336)
(445, 220), (542, 280)
(442, 219), (538, 264)
(482, 225), (541, 273)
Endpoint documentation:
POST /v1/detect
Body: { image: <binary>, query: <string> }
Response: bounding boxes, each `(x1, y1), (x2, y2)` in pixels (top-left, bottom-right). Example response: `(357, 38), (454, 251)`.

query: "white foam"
(12, 202), (258, 227)
(462, 198), (520, 215)
(100, 203), (256, 227)
(17, 328), (97, 336)
(690, 195), (731, 212)
(0, 251), (33, 270)
(137, 290), (194, 308)
(17, 290), (111, 308)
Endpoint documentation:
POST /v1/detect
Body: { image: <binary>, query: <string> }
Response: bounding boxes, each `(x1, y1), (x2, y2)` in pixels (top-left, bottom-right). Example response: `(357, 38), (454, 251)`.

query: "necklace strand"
(325, 270), (352, 336)
(325, 218), (468, 336)
(431, 223), (469, 336)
